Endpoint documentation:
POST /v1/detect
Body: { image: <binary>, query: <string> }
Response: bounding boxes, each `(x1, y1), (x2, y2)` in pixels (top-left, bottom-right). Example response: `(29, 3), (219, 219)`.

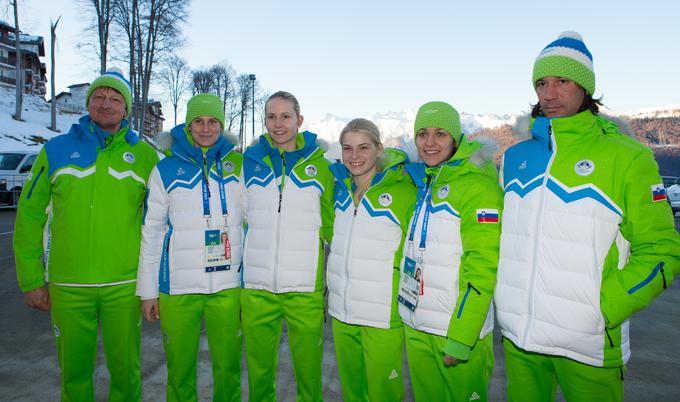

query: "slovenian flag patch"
(651, 184), (667, 202)
(476, 209), (499, 223)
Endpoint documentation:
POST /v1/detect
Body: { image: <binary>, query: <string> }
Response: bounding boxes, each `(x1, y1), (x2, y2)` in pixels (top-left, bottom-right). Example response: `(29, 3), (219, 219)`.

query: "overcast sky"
(6, 0), (680, 129)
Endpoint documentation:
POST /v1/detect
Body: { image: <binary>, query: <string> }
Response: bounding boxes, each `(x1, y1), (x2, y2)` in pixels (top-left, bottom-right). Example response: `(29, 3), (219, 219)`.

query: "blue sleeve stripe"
(26, 166), (45, 200)
(628, 262), (664, 294)
(457, 286), (471, 319)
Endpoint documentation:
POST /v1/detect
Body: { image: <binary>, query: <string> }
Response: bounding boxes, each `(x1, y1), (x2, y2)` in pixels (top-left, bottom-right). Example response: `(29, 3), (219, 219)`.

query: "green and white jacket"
(399, 137), (503, 360)
(14, 115), (159, 291)
(496, 110), (680, 367)
(242, 131), (334, 293)
(327, 149), (416, 329)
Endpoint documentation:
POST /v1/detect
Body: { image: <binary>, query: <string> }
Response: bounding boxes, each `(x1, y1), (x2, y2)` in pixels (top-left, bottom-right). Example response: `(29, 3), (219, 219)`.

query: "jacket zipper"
(605, 328), (614, 348)
(524, 124), (555, 346)
(278, 155), (286, 212)
(273, 155), (287, 291)
(343, 201), (359, 318)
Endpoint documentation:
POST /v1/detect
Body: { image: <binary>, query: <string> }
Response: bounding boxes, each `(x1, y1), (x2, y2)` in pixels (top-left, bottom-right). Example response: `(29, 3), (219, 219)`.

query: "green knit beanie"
(414, 101), (462, 144)
(532, 31), (595, 95)
(185, 93), (225, 129)
(86, 67), (132, 115)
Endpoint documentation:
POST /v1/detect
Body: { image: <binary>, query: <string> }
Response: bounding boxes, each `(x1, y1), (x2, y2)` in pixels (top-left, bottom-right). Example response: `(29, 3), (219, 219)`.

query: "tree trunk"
(49, 17), (61, 132)
(96, 0), (110, 74)
(12, 0), (23, 121)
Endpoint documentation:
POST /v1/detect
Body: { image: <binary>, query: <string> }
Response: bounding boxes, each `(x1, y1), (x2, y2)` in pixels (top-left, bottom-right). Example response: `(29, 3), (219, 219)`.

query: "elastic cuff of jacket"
(444, 338), (471, 361)
(20, 281), (45, 293)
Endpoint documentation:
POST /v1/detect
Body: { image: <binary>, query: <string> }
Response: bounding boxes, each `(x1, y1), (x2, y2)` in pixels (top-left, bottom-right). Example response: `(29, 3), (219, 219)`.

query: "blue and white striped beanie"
(532, 31), (595, 96)
(86, 67), (133, 115)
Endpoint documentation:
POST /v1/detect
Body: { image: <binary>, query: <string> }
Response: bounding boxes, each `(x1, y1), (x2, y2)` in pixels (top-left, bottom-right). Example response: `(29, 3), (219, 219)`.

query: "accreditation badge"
(398, 256), (422, 311)
(204, 229), (231, 272)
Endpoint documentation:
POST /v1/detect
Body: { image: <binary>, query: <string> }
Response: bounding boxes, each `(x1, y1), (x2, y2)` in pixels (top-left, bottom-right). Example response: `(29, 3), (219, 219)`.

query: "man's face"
(88, 87), (126, 133)
(535, 76), (586, 118)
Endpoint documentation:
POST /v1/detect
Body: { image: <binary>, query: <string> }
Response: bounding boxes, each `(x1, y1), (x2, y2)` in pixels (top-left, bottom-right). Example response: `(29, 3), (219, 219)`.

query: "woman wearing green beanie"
(398, 101), (503, 401)
(137, 93), (244, 402)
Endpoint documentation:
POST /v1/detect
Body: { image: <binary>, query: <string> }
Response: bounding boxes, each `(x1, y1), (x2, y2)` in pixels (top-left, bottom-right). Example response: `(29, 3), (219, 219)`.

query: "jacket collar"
(76, 115), (137, 149)
(330, 148), (408, 191)
(169, 123), (233, 168)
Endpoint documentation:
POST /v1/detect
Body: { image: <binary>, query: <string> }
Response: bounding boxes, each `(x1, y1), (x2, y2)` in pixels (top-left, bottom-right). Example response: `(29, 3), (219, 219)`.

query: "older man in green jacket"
(13, 67), (158, 402)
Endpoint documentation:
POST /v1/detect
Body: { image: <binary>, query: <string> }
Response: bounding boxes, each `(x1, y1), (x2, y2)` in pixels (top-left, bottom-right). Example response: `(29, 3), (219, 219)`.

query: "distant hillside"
(470, 115), (680, 176)
(653, 147), (680, 176)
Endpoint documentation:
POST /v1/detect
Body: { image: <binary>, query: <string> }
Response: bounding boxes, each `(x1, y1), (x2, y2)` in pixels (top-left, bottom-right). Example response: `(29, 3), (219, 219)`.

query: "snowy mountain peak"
(303, 109), (520, 145)
(622, 105), (680, 119)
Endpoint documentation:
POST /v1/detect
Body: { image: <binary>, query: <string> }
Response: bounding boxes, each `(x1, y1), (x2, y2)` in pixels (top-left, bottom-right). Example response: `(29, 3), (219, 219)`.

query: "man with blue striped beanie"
(494, 31), (680, 402)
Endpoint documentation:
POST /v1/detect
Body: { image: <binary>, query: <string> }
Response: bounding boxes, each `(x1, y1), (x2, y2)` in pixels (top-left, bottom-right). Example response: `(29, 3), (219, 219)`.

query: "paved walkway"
(1, 209), (679, 401)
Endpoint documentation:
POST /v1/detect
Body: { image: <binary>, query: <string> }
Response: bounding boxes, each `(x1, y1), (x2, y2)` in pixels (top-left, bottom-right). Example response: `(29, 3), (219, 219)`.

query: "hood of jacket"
(74, 115), (137, 149)
(512, 110), (636, 142)
(407, 136), (498, 189)
(330, 148), (409, 191)
(244, 131), (325, 178)
(169, 123), (235, 168)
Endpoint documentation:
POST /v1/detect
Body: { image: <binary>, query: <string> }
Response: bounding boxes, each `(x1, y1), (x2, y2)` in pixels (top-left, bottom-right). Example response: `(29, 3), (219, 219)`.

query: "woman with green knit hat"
(137, 93), (245, 402)
(398, 101), (503, 401)
(327, 118), (416, 402)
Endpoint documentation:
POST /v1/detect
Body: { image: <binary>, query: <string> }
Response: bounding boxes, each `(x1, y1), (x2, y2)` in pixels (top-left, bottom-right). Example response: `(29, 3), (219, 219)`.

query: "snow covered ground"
(0, 87), (83, 152)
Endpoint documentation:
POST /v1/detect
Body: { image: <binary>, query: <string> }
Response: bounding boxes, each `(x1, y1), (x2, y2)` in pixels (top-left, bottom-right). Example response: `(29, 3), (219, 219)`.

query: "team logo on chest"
(176, 167), (185, 176)
(305, 164), (317, 177)
(378, 193), (393, 206)
(437, 184), (450, 199)
(223, 160), (234, 173)
(574, 159), (595, 176)
(518, 160), (527, 170)
(123, 152), (135, 163)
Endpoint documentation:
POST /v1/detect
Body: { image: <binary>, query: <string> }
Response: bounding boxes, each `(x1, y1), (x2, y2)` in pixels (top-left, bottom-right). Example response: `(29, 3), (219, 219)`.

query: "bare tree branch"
(158, 55), (190, 126)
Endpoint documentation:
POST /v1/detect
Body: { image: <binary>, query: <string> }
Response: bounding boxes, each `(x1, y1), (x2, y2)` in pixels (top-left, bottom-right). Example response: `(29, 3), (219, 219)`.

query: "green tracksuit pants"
(159, 288), (242, 402)
(49, 282), (141, 402)
(404, 325), (493, 402)
(331, 318), (405, 402)
(241, 289), (324, 402)
(503, 338), (624, 402)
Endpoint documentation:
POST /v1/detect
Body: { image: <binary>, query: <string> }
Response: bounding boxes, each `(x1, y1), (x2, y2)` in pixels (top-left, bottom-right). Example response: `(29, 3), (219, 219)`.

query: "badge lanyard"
(201, 154), (229, 229)
(408, 175), (433, 261)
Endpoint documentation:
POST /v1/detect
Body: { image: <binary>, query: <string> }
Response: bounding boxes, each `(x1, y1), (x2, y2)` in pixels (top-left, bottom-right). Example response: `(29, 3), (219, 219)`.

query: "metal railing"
(0, 75), (16, 85)
(0, 174), (28, 208)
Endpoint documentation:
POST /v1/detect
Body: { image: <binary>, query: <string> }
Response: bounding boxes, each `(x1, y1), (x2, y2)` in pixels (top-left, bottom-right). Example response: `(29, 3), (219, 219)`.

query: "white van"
(0, 150), (39, 206)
